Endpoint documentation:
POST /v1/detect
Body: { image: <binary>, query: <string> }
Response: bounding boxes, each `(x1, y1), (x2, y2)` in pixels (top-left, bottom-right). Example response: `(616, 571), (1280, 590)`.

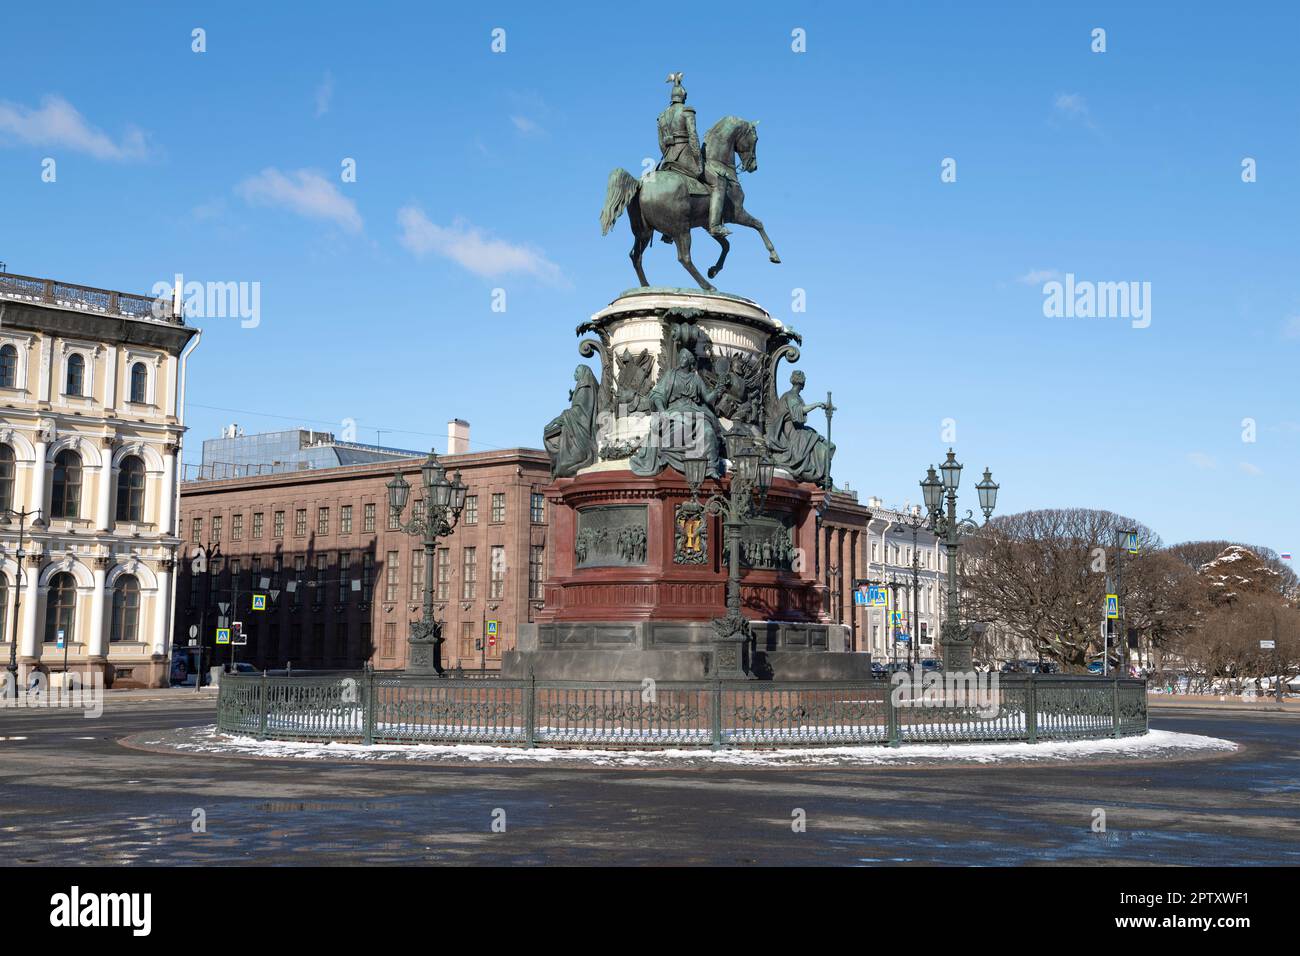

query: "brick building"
(174, 444), (551, 673)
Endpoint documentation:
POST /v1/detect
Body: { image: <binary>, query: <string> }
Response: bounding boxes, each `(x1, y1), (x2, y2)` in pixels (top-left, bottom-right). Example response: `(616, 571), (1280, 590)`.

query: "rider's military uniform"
(657, 76), (731, 238)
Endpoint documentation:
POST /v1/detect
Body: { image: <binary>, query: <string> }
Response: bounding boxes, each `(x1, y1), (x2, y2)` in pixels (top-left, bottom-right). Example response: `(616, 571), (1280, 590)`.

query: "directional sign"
(1105, 594), (1119, 620)
(1260, 640), (1276, 650)
(853, 589), (867, 607)
(251, 594), (267, 611)
(216, 627), (231, 645)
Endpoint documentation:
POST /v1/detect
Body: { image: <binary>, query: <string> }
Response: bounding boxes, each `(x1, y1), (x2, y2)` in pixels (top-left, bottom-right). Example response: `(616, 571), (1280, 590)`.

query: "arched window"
(44, 572), (77, 645)
(66, 353), (85, 396)
(0, 444), (13, 513)
(0, 345), (17, 389)
(129, 362), (148, 404)
(116, 455), (146, 522)
(51, 450), (82, 519)
(110, 575), (140, 643)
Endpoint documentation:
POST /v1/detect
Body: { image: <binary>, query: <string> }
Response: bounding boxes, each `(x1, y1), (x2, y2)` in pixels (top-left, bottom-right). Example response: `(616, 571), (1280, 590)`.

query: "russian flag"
(1283, 552), (1293, 561)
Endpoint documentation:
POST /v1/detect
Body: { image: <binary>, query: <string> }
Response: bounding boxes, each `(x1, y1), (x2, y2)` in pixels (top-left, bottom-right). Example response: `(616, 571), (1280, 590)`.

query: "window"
(44, 572), (77, 644)
(0, 345), (16, 389)
(317, 507), (329, 536)
(252, 512), (264, 538)
(0, 444), (14, 513)
(363, 503), (375, 533)
(530, 492), (545, 524)
(529, 545), (545, 601)
(192, 516), (203, 543)
(460, 621), (476, 661)
(315, 554), (327, 600)
(231, 513), (243, 540)
(361, 553), (374, 602)
(340, 505), (352, 534)
(338, 552), (351, 602)
(464, 495), (478, 525)
(491, 493), (505, 523)
(461, 547), (477, 600)
(489, 545), (506, 599)
(294, 509), (307, 536)
(212, 515), (223, 543)
(65, 353), (85, 396)
(334, 622), (348, 661)
(293, 556), (305, 605)
(311, 623), (324, 662)
(411, 549), (425, 602)
(115, 455), (146, 522)
(382, 622), (397, 659)
(871, 541), (878, 561)
(413, 499), (425, 522)
(51, 450), (82, 519)
(388, 503), (400, 530)
(129, 362), (148, 404)
(436, 548), (450, 601)
(385, 550), (399, 602)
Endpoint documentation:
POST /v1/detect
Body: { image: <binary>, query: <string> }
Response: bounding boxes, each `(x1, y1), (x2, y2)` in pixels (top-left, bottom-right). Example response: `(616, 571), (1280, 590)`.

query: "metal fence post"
(363, 668), (376, 746)
(1025, 675), (1038, 744)
(1111, 677), (1120, 739)
(886, 680), (900, 748)
(257, 672), (268, 740)
(525, 671), (536, 749)
(710, 678), (723, 750)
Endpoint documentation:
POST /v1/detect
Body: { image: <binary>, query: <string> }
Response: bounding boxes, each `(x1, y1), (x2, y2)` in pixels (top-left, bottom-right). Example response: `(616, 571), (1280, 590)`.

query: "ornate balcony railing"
(216, 671), (1149, 750)
(0, 272), (181, 324)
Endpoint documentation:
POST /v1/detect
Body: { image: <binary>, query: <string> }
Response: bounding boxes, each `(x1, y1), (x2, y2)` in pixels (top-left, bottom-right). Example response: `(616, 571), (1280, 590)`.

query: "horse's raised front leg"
(707, 233), (730, 280)
(674, 230), (716, 291)
(731, 206), (781, 264)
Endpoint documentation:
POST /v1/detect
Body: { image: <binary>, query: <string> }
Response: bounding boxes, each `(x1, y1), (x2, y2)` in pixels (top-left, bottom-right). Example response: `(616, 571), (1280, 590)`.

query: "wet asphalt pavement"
(0, 698), (1295, 865)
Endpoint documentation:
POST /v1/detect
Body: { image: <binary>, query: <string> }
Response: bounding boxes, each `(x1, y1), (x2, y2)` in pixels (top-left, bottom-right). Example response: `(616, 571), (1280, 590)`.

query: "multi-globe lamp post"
(1, 506), (44, 691)
(920, 449), (999, 671)
(685, 436), (774, 679)
(387, 450), (468, 675)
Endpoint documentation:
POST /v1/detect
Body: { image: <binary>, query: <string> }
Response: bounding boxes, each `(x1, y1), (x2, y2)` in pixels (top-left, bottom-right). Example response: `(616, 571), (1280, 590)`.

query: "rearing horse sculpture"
(600, 116), (781, 291)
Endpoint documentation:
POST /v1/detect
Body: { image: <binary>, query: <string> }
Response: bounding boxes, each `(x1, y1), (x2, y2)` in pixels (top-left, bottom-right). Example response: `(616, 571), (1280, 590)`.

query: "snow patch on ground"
(141, 726), (1238, 769)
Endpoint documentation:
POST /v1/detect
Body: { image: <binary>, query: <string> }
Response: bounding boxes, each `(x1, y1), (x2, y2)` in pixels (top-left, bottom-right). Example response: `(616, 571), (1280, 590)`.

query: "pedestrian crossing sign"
(216, 627), (231, 644)
(1105, 594), (1118, 619)
(252, 593), (267, 611)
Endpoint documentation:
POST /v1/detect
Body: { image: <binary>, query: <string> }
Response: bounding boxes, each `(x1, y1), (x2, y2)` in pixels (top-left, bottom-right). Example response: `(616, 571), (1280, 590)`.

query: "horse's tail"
(600, 168), (640, 235)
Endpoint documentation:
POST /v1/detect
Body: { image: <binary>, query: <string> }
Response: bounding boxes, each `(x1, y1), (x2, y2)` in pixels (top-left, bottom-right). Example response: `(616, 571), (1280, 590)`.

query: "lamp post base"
(405, 620), (444, 675)
(940, 623), (973, 672)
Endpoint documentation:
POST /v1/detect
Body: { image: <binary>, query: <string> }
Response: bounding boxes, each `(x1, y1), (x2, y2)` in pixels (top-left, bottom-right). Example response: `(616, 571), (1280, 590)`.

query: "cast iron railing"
(0, 271), (181, 324)
(215, 672), (1149, 750)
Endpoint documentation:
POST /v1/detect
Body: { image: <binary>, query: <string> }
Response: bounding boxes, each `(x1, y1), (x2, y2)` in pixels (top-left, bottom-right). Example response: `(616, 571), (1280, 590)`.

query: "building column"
(158, 443), (178, 535)
(88, 558), (109, 663)
(153, 558), (174, 657)
(96, 460), (115, 531)
(30, 437), (47, 516)
(19, 555), (41, 662)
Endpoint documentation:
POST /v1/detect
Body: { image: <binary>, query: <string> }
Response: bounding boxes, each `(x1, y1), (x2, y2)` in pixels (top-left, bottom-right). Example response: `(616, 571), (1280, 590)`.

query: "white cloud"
(0, 94), (149, 160)
(396, 207), (564, 285)
(1187, 452), (1217, 471)
(1239, 462), (1262, 476)
(511, 115), (543, 136)
(1016, 268), (1061, 285)
(315, 72), (334, 117)
(236, 167), (362, 233)
(1052, 92), (1097, 130)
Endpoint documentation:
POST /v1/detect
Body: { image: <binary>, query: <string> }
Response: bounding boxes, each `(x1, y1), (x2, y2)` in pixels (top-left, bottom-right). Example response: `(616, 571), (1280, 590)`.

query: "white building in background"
(860, 497), (948, 662)
(0, 272), (199, 687)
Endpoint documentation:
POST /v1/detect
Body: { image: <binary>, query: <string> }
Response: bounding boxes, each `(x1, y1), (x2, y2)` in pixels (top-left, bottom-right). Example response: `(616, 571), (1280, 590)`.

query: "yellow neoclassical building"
(0, 272), (199, 687)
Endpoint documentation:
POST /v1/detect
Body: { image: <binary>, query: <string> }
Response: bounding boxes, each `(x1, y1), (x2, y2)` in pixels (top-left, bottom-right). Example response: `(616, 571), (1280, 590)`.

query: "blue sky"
(1, 1), (1296, 553)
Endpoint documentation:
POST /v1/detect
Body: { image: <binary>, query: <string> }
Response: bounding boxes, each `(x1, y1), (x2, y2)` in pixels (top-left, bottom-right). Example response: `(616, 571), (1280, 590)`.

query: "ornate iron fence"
(216, 671), (1148, 750)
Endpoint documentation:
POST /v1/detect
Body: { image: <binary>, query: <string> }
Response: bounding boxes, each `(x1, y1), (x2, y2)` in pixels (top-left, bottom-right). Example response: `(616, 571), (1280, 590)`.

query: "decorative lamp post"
(920, 450), (998, 671)
(1, 507), (44, 691)
(388, 450), (467, 675)
(685, 436), (772, 679)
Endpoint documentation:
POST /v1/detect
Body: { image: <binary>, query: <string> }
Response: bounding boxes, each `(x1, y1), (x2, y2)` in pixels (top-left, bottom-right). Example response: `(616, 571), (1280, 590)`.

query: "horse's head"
(737, 119), (759, 172)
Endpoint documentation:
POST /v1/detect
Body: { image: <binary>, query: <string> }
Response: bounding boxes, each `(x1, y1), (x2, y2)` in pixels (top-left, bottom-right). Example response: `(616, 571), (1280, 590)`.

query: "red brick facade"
(174, 448), (551, 671)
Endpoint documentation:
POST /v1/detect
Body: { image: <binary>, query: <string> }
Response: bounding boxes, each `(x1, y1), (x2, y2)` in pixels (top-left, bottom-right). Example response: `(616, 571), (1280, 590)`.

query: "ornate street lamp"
(1, 507), (44, 693)
(919, 449), (999, 671)
(685, 436), (772, 679)
(388, 450), (467, 675)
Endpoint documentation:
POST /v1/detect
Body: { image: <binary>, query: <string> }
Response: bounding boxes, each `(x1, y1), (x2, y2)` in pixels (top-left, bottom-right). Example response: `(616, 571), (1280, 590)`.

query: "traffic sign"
(218, 602), (230, 616)
(216, 627), (231, 645)
(1260, 640), (1276, 650)
(251, 594), (267, 611)
(232, 622), (246, 646)
(56, 629), (65, 650)
(1105, 594), (1119, 619)
(853, 589), (867, 607)
(486, 620), (498, 636)
(1124, 531), (1140, 554)
(868, 585), (887, 606)
(188, 625), (198, 639)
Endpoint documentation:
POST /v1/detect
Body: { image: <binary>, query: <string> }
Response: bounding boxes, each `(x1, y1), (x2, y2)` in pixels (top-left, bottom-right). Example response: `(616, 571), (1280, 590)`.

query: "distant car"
(228, 662), (258, 675)
(1087, 662), (1104, 675)
(1000, 660), (1024, 674)
(920, 658), (943, 673)
(870, 661), (888, 678)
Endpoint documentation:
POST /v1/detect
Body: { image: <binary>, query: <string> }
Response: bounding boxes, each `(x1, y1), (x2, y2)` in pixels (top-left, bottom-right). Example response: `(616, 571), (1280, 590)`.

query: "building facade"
(0, 272), (198, 687)
(819, 491), (950, 663)
(174, 444), (552, 673)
